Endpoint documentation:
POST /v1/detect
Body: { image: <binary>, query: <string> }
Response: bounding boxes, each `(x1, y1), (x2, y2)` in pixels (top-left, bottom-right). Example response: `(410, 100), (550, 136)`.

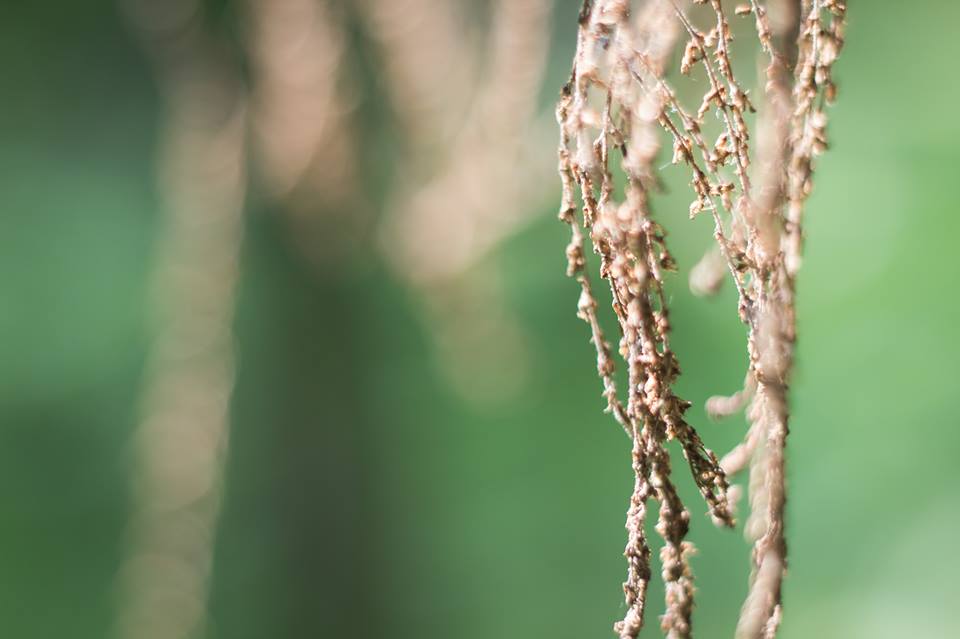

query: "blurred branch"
(376, 0), (555, 286)
(246, 0), (370, 267)
(368, 0), (555, 405)
(359, 0), (479, 158)
(114, 2), (247, 638)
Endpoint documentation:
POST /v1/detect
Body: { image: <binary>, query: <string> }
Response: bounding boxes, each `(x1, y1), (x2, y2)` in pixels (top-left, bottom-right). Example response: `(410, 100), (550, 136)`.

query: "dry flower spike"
(556, 1), (845, 637)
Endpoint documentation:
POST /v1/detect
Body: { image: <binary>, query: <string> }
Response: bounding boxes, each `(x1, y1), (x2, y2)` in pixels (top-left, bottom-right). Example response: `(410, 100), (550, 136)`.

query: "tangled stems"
(557, 1), (845, 637)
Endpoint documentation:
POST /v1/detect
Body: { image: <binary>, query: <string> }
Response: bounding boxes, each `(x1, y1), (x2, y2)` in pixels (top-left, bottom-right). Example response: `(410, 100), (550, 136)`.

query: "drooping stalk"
(556, 1), (845, 636)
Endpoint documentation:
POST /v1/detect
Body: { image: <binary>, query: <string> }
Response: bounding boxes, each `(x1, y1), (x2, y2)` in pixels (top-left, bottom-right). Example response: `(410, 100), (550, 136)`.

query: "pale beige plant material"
(247, 0), (356, 205)
(374, 0), (555, 286)
(557, 0), (845, 637)
(367, 0), (556, 404)
(379, 0), (554, 285)
(246, 0), (368, 266)
(359, 0), (479, 156)
(114, 2), (247, 638)
(231, 0), (556, 404)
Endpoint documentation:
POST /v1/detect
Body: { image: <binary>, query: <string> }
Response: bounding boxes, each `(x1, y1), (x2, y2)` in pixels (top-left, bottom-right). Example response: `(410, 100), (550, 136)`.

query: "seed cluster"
(556, 1), (845, 637)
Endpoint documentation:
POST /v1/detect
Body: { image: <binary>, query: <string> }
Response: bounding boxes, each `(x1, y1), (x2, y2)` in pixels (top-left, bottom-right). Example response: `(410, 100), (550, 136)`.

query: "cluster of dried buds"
(557, 1), (845, 637)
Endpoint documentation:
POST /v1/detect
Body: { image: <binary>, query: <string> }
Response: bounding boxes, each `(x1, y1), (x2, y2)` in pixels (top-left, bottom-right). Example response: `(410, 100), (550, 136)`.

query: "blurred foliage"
(0, 1), (958, 638)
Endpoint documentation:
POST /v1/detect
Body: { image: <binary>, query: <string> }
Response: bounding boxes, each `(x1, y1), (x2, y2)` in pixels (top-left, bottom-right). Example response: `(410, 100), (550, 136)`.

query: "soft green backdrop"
(1, 1), (957, 638)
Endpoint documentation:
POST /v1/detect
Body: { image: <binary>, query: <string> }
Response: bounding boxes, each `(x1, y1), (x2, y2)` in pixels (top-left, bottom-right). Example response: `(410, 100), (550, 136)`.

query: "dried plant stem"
(735, 3), (845, 637)
(557, 0), (845, 636)
(559, 2), (735, 636)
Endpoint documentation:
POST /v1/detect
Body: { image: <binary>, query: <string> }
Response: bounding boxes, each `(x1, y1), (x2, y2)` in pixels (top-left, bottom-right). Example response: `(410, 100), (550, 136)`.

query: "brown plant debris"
(556, 1), (845, 637)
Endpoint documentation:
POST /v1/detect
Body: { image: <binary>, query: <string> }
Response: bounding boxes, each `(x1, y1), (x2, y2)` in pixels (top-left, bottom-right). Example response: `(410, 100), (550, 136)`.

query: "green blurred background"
(1, 1), (958, 638)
